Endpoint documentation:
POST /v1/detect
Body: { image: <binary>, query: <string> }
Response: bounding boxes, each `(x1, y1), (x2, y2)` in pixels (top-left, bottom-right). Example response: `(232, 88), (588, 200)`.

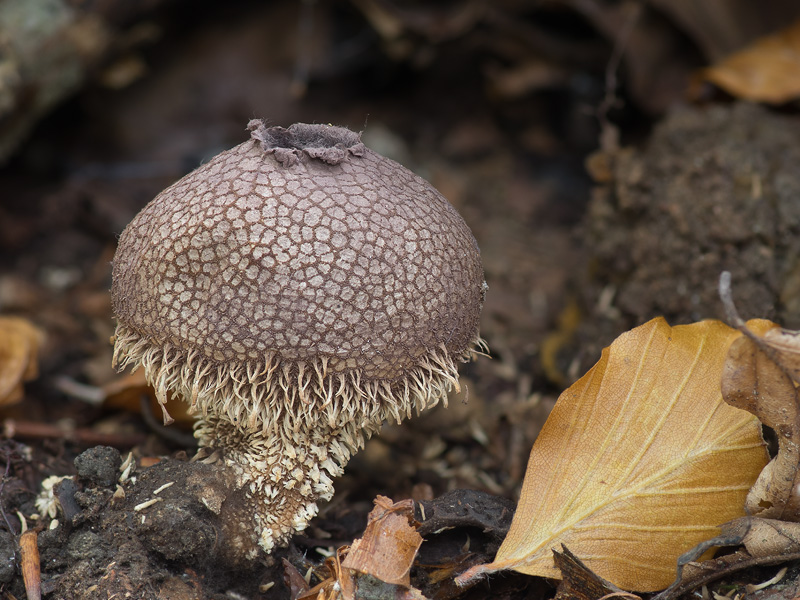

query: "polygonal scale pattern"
(112, 122), (484, 381)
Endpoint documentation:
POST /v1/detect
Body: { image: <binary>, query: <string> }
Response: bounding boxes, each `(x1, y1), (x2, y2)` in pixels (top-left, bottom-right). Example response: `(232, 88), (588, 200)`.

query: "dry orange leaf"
(299, 496), (425, 600)
(457, 318), (769, 592)
(693, 19), (800, 104)
(0, 316), (44, 406)
(341, 496), (422, 587)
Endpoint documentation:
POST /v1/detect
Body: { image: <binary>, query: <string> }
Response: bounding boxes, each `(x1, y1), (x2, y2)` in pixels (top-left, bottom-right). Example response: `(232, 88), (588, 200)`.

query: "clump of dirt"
(575, 102), (800, 369)
(31, 449), (288, 599)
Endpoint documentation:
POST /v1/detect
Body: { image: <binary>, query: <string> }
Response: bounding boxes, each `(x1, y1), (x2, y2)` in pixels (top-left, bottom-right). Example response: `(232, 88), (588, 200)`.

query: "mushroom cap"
(112, 121), (484, 383)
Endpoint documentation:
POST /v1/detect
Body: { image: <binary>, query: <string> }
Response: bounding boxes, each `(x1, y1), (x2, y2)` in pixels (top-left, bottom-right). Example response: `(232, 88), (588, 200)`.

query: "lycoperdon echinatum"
(111, 120), (486, 557)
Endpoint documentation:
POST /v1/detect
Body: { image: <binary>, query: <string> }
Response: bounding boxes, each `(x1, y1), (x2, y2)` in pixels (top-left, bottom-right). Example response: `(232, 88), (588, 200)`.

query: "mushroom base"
(111, 322), (484, 555)
(194, 413), (356, 557)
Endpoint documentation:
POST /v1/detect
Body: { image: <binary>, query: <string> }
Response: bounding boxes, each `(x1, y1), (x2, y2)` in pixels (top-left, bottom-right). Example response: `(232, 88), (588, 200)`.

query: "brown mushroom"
(111, 120), (486, 558)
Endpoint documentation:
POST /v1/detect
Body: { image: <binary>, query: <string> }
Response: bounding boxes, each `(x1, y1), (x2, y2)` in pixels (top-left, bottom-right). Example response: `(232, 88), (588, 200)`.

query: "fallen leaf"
(457, 318), (768, 592)
(342, 496), (422, 587)
(0, 316), (44, 406)
(301, 497), (426, 600)
(721, 325), (800, 520)
(692, 19), (800, 104)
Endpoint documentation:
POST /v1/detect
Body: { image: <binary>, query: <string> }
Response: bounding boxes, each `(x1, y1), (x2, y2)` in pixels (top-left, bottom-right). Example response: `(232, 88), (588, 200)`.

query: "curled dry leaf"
(457, 318), (769, 592)
(341, 496), (422, 587)
(0, 316), (44, 406)
(300, 496), (426, 600)
(722, 321), (800, 521)
(692, 19), (800, 104)
(738, 517), (800, 556)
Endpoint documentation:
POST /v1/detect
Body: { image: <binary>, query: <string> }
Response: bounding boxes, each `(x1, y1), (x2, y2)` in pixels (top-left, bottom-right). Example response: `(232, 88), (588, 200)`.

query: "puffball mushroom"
(111, 120), (486, 558)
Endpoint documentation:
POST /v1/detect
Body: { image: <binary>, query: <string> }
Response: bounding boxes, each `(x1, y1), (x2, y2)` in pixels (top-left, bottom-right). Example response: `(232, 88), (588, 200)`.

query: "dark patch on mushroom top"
(248, 121), (365, 166)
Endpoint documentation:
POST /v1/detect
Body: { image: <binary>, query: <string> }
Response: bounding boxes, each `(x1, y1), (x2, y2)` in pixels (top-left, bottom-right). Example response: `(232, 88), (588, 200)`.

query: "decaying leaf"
(341, 496), (422, 587)
(0, 316), (44, 406)
(412, 490), (517, 599)
(721, 326), (800, 521)
(692, 19), (800, 104)
(300, 496), (427, 600)
(738, 517), (800, 556)
(719, 271), (800, 521)
(457, 318), (769, 592)
(416, 488), (516, 542)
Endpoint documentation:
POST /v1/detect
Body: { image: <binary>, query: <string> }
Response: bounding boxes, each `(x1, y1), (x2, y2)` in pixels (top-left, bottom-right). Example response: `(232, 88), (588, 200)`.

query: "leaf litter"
(294, 496), (425, 600)
(457, 317), (770, 592)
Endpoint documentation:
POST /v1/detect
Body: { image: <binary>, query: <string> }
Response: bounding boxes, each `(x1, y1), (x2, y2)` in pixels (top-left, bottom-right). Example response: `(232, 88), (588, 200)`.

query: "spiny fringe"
(112, 322), (483, 445)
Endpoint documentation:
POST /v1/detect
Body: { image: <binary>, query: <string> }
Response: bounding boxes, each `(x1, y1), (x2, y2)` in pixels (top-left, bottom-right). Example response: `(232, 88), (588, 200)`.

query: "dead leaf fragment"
(721, 323), (800, 521)
(457, 318), (768, 592)
(0, 316), (44, 406)
(693, 19), (800, 104)
(300, 497), (427, 600)
(739, 517), (800, 556)
(341, 496), (422, 587)
(553, 545), (634, 600)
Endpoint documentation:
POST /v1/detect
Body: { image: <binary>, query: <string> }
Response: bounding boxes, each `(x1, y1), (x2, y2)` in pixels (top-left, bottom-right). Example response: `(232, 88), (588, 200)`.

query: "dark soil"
(574, 101), (800, 374)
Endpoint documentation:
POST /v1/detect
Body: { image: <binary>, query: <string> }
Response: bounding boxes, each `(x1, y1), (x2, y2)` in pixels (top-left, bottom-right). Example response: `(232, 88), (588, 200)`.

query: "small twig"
(3, 419), (146, 448)
(652, 552), (800, 600)
(597, 593), (641, 600)
(718, 271), (745, 328)
(20, 529), (42, 600)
